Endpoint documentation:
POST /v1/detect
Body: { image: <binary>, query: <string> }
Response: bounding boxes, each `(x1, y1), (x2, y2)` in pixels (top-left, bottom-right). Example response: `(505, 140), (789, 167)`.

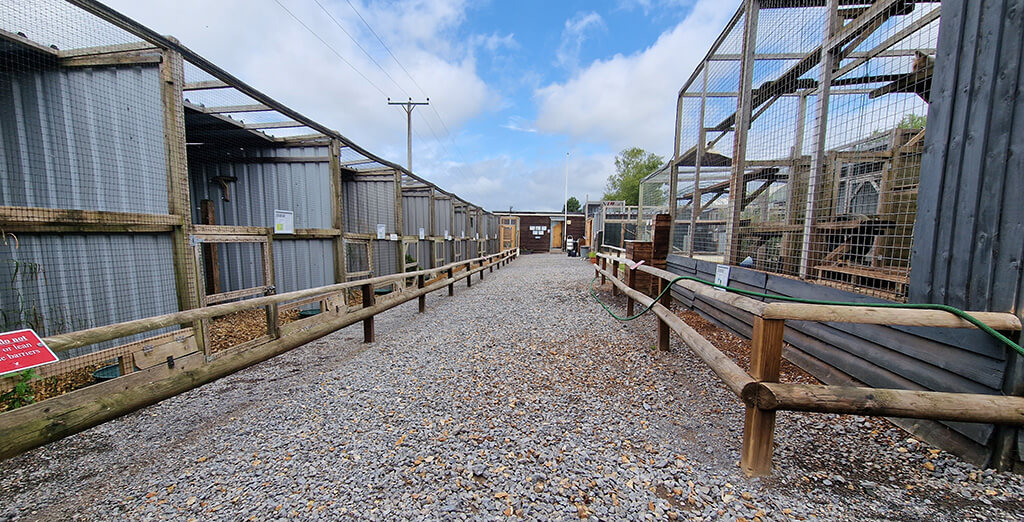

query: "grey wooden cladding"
(667, 253), (1013, 466)
(911, 0), (1024, 317)
(908, 0), (1024, 467)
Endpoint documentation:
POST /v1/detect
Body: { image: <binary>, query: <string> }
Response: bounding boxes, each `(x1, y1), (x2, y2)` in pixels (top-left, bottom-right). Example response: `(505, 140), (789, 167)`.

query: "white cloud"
(438, 153), (614, 212)
(535, 0), (739, 157)
(502, 116), (537, 133)
(99, 0), (493, 176)
(470, 32), (519, 53)
(556, 12), (605, 71)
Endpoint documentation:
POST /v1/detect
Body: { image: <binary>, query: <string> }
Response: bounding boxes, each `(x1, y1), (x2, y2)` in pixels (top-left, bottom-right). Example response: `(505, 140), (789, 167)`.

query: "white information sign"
(714, 264), (731, 292)
(389, 233), (399, 241)
(418, 227), (425, 240)
(376, 224), (386, 239)
(274, 210), (294, 234)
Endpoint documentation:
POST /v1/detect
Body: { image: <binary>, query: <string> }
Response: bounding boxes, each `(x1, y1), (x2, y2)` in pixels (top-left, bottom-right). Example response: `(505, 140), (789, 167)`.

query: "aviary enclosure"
(0, 0), (503, 426)
(637, 0), (935, 302)
(617, 0), (1024, 472)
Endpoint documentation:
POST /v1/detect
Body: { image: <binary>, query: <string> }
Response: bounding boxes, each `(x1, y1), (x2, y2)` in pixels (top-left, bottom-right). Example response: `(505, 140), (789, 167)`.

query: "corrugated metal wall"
(434, 198), (452, 237)
(454, 207), (467, 237)
(908, 0), (1024, 469)
(467, 210), (478, 239)
(667, 254), (1009, 466)
(189, 146), (331, 228)
(345, 178), (396, 235)
(443, 241), (454, 265)
(374, 240), (397, 276)
(0, 64), (168, 213)
(411, 240), (432, 269)
(1, 233), (178, 351)
(0, 61), (177, 356)
(487, 215), (498, 242)
(201, 239), (333, 297)
(275, 239), (333, 294)
(190, 146), (334, 294)
(210, 242), (263, 294)
(402, 193), (430, 237)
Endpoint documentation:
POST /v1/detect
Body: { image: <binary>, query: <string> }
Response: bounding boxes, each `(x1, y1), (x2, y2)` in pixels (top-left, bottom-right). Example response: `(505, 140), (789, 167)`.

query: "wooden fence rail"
(593, 252), (1024, 476)
(0, 249), (519, 461)
(43, 250), (516, 353)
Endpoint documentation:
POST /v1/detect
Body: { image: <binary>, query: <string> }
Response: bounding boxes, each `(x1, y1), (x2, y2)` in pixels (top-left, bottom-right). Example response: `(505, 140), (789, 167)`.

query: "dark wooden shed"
(499, 212), (585, 253)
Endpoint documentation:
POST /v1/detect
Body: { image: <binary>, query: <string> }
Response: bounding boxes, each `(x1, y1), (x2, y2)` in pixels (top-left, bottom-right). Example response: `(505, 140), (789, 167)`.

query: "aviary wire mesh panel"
(671, 1), (938, 301)
(637, 165), (670, 242)
(1, 0), (185, 395)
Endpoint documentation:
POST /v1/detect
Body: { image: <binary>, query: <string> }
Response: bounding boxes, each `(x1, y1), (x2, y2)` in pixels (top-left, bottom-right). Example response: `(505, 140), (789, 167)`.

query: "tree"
(898, 113), (926, 129)
(603, 147), (664, 205)
(564, 196), (581, 213)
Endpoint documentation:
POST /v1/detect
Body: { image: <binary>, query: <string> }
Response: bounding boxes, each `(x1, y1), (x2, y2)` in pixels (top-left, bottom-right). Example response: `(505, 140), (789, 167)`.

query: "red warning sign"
(0, 329), (58, 376)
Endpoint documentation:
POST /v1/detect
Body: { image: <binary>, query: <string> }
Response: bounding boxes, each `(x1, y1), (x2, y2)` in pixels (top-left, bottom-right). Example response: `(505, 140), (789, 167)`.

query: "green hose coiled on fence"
(589, 272), (1024, 357)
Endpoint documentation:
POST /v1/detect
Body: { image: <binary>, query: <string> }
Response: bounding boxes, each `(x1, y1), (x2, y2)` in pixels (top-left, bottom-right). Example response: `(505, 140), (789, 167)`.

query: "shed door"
(551, 221), (564, 249)
(500, 217), (519, 249)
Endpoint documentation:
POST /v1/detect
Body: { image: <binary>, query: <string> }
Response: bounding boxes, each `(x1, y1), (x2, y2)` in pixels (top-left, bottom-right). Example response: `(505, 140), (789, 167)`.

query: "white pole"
(564, 151), (569, 251)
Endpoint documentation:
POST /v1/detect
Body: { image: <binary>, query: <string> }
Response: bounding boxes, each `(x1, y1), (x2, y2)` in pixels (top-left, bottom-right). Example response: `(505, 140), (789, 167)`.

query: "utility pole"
(564, 151), (569, 250)
(387, 97), (429, 172)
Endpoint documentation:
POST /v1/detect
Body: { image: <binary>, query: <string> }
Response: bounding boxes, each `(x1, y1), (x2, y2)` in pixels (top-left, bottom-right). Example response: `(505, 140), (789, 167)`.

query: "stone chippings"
(0, 254), (1022, 521)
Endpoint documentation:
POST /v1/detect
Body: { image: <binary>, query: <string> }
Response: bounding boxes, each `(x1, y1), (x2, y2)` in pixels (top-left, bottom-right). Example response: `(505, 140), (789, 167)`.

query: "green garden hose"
(589, 273), (1024, 357)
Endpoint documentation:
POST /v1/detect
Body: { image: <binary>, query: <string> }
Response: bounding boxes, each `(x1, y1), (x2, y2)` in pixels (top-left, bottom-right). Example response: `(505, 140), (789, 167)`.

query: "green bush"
(1, 369), (39, 411)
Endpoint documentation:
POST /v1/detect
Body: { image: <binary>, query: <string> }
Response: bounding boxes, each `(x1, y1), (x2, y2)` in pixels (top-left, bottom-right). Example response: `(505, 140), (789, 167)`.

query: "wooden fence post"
(626, 267), (637, 316)
(991, 330), (1023, 470)
(480, 260), (485, 281)
(740, 317), (786, 476)
(611, 260), (620, 296)
(361, 283), (375, 343)
(448, 268), (454, 296)
(466, 262), (473, 287)
(656, 278), (671, 351)
(417, 274), (426, 313)
(263, 232), (280, 339)
(600, 257), (607, 285)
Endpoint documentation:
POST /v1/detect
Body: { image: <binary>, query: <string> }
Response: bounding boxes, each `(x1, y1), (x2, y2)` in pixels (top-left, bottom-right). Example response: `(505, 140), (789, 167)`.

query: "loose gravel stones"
(1, 253), (1022, 521)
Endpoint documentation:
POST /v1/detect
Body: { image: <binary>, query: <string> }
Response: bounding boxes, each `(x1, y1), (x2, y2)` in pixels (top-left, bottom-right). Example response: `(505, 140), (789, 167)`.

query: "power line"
(294, 0), (473, 180)
(270, 0), (387, 97)
(341, 0), (465, 161)
(272, 0), (468, 183)
(312, 0), (458, 170)
(310, 0), (410, 98)
(343, 0), (428, 97)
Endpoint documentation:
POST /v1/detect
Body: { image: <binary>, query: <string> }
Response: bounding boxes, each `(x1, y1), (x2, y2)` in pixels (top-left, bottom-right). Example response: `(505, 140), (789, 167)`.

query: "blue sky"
(102, 0), (740, 211)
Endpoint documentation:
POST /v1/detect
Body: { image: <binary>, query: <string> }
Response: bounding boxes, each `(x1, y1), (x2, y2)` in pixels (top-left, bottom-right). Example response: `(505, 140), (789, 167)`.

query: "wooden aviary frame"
(191, 228), (279, 358)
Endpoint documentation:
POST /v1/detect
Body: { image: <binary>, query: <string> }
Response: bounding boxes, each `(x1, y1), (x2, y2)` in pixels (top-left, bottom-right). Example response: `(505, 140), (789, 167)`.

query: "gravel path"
(1, 253), (1022, 521)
